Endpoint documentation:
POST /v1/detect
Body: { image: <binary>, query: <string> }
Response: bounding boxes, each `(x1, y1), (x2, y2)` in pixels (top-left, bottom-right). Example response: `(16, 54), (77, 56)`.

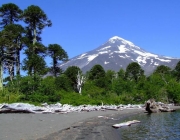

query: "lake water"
(117, 110), (180, 140)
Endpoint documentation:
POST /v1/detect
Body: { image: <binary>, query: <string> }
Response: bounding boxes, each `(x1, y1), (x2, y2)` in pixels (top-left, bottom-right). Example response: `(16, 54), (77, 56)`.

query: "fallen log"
(112, 120), (140, 128)
(0, 108), (35, 114)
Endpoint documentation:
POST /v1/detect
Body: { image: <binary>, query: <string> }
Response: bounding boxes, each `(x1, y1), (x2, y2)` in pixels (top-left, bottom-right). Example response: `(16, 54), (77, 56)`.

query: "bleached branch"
(77, 71), (86, 94)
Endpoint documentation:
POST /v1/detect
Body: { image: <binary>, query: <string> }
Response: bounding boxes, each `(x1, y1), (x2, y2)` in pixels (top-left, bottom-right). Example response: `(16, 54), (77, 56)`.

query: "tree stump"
(145, 99), (175, 113)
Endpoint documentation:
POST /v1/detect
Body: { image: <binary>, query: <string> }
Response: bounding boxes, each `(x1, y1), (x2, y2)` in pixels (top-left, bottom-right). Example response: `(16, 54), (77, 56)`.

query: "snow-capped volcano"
(59, 36), (180, 75)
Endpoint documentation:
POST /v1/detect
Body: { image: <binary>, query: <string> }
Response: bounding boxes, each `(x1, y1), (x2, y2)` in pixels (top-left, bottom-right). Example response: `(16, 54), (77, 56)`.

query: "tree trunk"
(77, 71), (85, 94)
(33, 28), (37, 45)
(7, 45), (15, 81)
(0, 61), (3, 91)
(53, 57), (57, 77)
(16, 49), (20, 75)
(32, 28), (37, 75)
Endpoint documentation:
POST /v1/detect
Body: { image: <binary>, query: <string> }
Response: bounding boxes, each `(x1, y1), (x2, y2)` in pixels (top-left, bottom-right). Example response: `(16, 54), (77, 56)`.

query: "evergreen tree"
(89, 64), (105, 80)
(0, 3), (23, 79)
(48, 44), (68, 77)
(0, 3), (22, 27)
(2, 24), (26, 76)
(125, 62), (144, 82)
(21, 5), (52, 75)
(21, 5), (52, 45)
(64, 66), (81, 90)
(88, 64), (106, 88)
(22, 54), (47, 76)
(154, 65), (171, 75)
(0, 31), (5, 90)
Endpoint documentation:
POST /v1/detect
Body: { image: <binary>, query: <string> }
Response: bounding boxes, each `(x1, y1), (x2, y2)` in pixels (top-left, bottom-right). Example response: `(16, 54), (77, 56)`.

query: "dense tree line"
(1, 3), (180, 105)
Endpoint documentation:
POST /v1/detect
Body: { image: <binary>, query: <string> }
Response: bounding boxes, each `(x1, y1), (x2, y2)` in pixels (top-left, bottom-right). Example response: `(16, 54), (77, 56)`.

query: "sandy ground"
(0, 106), (179, 140)
(37, 109), (145, 140)
(0, 109), (143, 140)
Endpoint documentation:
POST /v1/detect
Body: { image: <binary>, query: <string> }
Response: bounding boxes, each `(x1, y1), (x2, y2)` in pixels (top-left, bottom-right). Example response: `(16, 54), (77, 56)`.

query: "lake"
(117, 110), (180, 140)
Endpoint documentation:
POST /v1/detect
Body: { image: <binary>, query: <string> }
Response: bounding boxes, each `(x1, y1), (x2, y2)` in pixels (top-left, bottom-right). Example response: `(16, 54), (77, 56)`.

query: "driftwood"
(77, 71), (85, 94)
(145, 99), (175, 113)
(112, 120), (140, 128)
(0, 103), (144, 114)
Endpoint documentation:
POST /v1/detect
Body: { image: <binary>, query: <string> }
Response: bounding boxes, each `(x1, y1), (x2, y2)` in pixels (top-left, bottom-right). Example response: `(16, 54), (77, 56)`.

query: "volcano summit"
(59, 36), (179, 75)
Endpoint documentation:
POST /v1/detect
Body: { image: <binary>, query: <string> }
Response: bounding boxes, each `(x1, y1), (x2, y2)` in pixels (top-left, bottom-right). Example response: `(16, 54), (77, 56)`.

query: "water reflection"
(118, 110), (180, 140)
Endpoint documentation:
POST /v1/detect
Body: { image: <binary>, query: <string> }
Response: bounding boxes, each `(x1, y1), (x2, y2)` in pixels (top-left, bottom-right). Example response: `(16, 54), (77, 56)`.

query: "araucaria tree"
(0, 3), (23, 79)
(21, 5), (52, 75)
(48, 44), (68, 77)
(0, 3), (22, 27)
(21, 5), (52, 45)
(88, 64), (106, 88)
(0, 31), (5, 90)
(2, 24), (26, 76)
(0, 24), (25, 88)
(125, 62), (144, 82)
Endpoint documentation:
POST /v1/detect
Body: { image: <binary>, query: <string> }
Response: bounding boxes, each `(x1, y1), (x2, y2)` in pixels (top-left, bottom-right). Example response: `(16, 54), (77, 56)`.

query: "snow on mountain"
(59, 36), (180, 75)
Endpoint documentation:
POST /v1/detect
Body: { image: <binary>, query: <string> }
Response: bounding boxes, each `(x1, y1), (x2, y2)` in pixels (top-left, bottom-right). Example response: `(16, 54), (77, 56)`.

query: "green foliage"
(82, 81), (105, 97)
(88, 64), (106, 88)
(22, 54), (47, 75)
(64, 66), (81, 90)
(112, 78), (126, 95)
(0, 3), (22, 26)
(174, 61), (180, 81)
(125, 62), (144, 82)
(58, 91), (94, 106)
(48, 44), (68, 61)
(0, 3), (23, 80)
(6, 75), (61, 103)
(154, 65), (171, 75)
(21, 4), (51, 75)
(48, 44), (68, 77)
(118, 68), (125, 79)
(89, 64), (105, 80)
(105, 70), (116, 90)
(1, 24), (26, 76)
(0, 89), (21, 103)
(37, 76), (56, 95)
(55, 74), (72, 91)
(119, 92), (135, 104)
(21, 5), (52, 35)
(1, 64), (180, 105)
(166, 79), (180, 103)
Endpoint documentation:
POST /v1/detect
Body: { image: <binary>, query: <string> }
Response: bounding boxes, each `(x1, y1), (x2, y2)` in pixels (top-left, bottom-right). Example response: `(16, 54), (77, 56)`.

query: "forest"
(1, 3), (180, 105)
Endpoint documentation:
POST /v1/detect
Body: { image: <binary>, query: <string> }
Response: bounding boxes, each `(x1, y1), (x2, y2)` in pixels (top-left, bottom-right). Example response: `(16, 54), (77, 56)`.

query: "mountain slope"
(59, 36), (180, 75)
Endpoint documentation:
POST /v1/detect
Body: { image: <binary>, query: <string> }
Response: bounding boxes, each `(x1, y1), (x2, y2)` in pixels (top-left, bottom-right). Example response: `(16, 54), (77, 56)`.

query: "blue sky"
(1, 0), (180, 64)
